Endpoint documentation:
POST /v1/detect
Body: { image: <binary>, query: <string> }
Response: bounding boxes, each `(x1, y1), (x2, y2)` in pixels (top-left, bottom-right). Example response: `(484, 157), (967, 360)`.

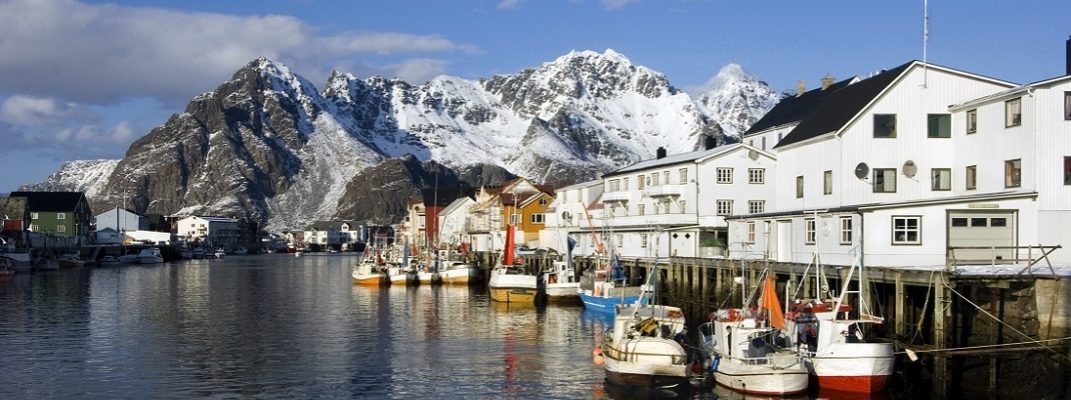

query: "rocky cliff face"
(27, 51), (780, 229)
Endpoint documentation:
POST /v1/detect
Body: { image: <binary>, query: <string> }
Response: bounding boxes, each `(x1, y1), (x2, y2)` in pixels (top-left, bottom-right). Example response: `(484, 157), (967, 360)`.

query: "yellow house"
(497, 179), (555, 246)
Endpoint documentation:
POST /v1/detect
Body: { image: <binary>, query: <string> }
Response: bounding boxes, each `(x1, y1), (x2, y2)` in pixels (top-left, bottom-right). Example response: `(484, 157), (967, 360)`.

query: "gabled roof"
(306, 220), (359, 231)
(774, 62), (913, 149)
(602, 145), (725, 178)
(743, 77), (856, 136)
(421, 187), (475, 207)
(9, 191), (86, 212)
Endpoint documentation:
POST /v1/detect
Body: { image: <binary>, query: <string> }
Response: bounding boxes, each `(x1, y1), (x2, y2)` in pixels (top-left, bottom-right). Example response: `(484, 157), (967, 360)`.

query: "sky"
(1, 0), (1069, 193)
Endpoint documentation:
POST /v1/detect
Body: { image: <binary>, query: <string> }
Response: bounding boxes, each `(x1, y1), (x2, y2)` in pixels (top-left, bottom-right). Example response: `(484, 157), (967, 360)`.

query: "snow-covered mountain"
(19, 160), (118, 198)
(694, 63), (782, 137)
(25, 50), (779, 228)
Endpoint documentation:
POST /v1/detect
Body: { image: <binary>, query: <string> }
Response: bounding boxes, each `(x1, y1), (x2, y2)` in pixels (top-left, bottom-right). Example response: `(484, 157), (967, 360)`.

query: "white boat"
(56, 253), (85, 269)
(702, 272), (808, 396)
(0, 252), (34, 272)
(543, 260), (580, 304)
(601, 303), (690, 388)
(98, 255), (121, 267)
(415, 259), (442, 285)
(118, 253), (140, 264)
(787, 253), (894, 393)
(136, 247), (164, 264)
(352, 255), (387, 286)
(388, 263), (417, 285)
(440, 260), (478, 284)
(233, 246), (248, 255)
(488, 225), (537, 303)
(213, 248), (226, 259)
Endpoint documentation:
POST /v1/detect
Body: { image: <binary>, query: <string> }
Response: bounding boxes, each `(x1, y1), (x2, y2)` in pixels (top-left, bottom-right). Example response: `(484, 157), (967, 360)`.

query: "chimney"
(656, 147), (667, 159)
(704, 136), (717, 150)
(796, 80), (806, 96)
(821, 74), (835, 90)
(1066, 35), (1071, 76)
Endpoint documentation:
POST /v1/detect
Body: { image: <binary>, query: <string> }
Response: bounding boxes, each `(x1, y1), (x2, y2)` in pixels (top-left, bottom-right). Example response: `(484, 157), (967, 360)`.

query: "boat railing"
(602, 344), (687, 365)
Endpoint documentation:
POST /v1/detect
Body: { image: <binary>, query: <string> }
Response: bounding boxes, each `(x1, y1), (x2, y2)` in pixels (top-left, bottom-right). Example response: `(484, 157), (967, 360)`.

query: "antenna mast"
(922, 0), (930, 88)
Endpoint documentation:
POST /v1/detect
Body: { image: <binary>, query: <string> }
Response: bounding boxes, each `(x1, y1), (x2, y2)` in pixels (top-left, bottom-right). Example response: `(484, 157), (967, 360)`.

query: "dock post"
(895, 271), (905, 338)
(933, 272), (952, 397)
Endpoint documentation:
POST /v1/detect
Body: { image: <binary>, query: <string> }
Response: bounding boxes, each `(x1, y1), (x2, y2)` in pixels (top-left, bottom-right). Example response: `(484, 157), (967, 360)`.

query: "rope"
(944, 282), (1071, 364)
(899, 336), (1071, 355)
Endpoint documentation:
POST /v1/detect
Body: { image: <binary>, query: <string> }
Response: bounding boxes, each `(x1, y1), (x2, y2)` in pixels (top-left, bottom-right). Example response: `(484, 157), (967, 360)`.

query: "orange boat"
(352, 256), (388, 286)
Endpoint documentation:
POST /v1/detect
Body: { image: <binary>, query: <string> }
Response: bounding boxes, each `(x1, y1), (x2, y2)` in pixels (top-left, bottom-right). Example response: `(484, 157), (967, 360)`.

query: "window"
(795, 176), (804, 198)
(1064, 157), (1071, 185)
(641, 234), (648, 248)
(651, 173), (660, 186)
(679, 168), (688, 184)
(614, 234), (623, 248)
(1065, 92), (1071, 120)
(1005, 159), (1021, 188)
(991, 218), (1007, 227)
(663, 171), (669, 185)
(748, 168), (765, 184)
(971, 217), (988, 227)
(29, 224), (39, 232)
(747, 222), (756, 243)
(716, 200), (733, 216)
(873, 168), (897, 193)
(608, 179), (620, 192)
(874, 114), (897, 138)
(677, 200), (687, 213)
(1005, 97), (1022, 127)
(804, 219), (816, 244)
(538, 197), (548, 205)
(966, 109), (978, 134)
(928, 113), (951, 138)
(637, 175), (645, 190)
(892, 216), (921, 245)
(951, 218), (968, 227)
(761, 136), (766, 150)
(717, 167), (733, 184)
(748, 200), (765, 214)
(966, 165), (977, 190)
(56, 213), (65, 220)
(31, 212), (38, 220)
(530, 214), (544, 224)
(823, 170), (833, 195)
(510, 214), (520, 224)
(840, 217), (853, 245)
(638, 204), (645, 215)
(931, 168), (951, 191)
(622, 178), (629, 191)
(56, 225), (66, 233)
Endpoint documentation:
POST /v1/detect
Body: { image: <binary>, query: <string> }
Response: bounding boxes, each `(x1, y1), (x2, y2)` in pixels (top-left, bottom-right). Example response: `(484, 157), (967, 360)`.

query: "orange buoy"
(592, 346), (605, 366)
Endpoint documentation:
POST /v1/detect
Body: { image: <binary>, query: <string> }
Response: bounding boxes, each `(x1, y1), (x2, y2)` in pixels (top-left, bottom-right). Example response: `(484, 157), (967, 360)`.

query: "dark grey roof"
(601, 144), (740, 179)
(743, 77), (855, 136)
(774, 62), (913, 149)
(8, 191), (86, 212)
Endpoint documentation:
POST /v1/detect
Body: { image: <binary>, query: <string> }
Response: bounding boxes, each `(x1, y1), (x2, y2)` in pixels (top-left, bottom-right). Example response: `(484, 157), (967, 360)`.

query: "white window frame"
(873, 168), (897, 193)
(56, 224), (66, 233)
(1005, 159), (1021, 188)
(892, 216), (922, 245)
(57, 213), (65, 220)
(31, 212), (39, 220)
(874, 114), (897, 138)
(795, 176), (804, 198)
(966, 109), (978, 134)
(716, 167), (733, 184)
(622, 177), (629, 191)
(510, 214), (520, 224)
(931, 168), (951, 191)
(747, 222), (756, 243)
(748, 168), (765, 184)
(637, 204), (645, 215)
(716, 200), (733, 216)
(637, 175), (645, 190)
(608, 179), (620, 192)
(679, 168), (688, 184)
(614, 234), (623, 248)
(840, 217), (853, 245)
(927, 113), (951, 138)
(966, 165), (977, 190)
(823, 170), (833, 195)
(804, 219), (816, 244)
(641, 234), (648, 248)
(748, 200), (764, 214)
(530, 214), (544, 224)
(678, 200), (687, 214)
(1006, 97), (1022, 127)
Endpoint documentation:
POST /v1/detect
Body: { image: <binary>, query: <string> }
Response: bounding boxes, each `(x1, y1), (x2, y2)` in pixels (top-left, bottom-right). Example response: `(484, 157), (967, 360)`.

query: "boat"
(136, 247), (164, 264)
(702, 270), (809, 396)
(213, 248), (226, 259)
(192, 247), (206, 259)
(0, 252), (35, 272)
(787, 253), (894, 393)
(233, 246), (248, 256)
(388, 242), (418, 285)
(179, 248), (193, 259)
(601, 302), (690, 388)
(579, 254), (648, 313)
(487, 225), (537, 303)
(416, 257), (442, 285)
(56, 253), (85, 268)
(352, 254), (388, 286)
(440, 260), (479, 284)
(98, 255), (121, 267)
(543, 259), (580, 304)
(118, 252), (140, 264)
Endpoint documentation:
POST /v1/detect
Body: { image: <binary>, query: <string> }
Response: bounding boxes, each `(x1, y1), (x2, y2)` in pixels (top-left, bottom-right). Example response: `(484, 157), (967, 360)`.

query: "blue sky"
(1, 0), (1068, 193)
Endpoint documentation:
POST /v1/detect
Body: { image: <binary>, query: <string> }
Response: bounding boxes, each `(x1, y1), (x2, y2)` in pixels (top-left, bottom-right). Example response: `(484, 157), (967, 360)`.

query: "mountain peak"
(695, 63), (781, 137)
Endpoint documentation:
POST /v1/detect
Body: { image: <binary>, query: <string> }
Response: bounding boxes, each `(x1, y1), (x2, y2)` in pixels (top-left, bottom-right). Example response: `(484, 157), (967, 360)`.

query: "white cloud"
(391, 59), (451, 84)
(0, 95), (89, 126)
(498, 0), (524, 10)
(0, 0), (480, 105)
(602, 0), (641, 9)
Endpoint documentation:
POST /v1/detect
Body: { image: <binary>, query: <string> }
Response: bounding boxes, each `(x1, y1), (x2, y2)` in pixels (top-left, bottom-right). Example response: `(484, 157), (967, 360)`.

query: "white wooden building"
(176, 216), (240, 249)
(436, 196), (475, 248)
(726, 60), (1022, 268)
(539, 179), (604, 256)
(598, 143), (776, 260)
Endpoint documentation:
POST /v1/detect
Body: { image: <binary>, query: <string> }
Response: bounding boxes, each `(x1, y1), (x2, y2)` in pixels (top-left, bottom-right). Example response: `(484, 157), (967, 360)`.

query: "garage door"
(948, 211), (1016, 262)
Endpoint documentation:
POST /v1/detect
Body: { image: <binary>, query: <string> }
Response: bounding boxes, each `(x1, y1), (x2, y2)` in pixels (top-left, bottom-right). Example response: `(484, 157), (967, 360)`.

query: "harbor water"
(0, 254), (901, 399)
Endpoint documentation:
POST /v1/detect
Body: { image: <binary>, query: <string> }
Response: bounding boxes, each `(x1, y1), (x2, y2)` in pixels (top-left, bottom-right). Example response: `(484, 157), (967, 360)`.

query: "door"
(776, 220), (793, 262)
(947, 211), (1016, 261)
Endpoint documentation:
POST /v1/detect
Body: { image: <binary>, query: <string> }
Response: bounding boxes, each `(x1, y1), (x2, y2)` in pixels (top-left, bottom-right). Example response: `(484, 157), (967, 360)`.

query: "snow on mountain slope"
(33, 51), (778, 228)
(18, 159), (118, 198)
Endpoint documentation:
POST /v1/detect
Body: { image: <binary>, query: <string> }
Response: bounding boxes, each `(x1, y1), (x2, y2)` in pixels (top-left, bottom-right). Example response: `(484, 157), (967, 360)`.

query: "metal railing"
(946, 245), (1062, 274)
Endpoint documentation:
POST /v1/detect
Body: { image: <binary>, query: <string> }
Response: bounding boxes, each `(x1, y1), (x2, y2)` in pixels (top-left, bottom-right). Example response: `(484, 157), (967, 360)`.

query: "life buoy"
(592, 346), (605, 366)
(549, 274), (558, 284)
(726, 309), (740, 321)
(667, 310), (683, 319)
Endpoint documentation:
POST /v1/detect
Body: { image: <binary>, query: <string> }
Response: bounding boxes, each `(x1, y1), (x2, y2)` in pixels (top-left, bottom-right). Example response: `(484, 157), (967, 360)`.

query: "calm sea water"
(0, 254), (907, 399)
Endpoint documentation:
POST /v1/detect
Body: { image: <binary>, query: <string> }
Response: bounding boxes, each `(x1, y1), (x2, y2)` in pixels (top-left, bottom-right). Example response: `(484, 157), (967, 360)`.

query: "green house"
(10, 191), (93, 245)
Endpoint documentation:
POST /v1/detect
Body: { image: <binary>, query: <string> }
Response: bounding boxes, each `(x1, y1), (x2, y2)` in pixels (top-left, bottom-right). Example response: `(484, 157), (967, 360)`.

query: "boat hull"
(713, 363), (809, 395)
(353, 273), (388, 286)
(545, 283), (581, 304)
(488, 287), (537, 304)
(416, 272), (441, 285)
(808, 348), (894, 393)
(580, 291), (641, 313)
(488, 268), (537, 303)
(603, 344), (689, 388)
(440, 268), (478, 284)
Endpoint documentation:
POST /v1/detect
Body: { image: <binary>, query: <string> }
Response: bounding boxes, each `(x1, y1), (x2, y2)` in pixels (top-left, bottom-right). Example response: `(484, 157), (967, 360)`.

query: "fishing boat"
(352, 254), (388, 286)
(702, 271), (809, 395)
(387, 242), (418, 285)
(416, 261), (442, 285)
(543, 259), (580, 304)
(601, 302), (690, 388)
(136, 247), (164, 264)
(579, 254), (649, 313)
(213, 248), (226, 259)
(0, 258), (14, 282)
(0, 252), (35, 272)
(98, 255), (121, 267)
(56, 253), (85, 268)
(488, 225), (537, 303)
(787, 253), (894, 393)
(440, 260), (479, 284)
(233, 246), (249, 255)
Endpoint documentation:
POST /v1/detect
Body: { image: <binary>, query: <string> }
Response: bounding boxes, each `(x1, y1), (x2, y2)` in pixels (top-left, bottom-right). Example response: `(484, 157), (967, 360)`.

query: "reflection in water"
(0, 255), (901, 399)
